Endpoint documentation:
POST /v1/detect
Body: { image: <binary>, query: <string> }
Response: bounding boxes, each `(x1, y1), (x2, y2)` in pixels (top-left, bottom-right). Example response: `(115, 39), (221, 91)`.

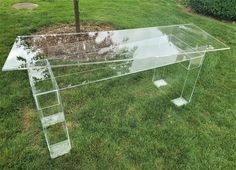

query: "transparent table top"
(2, 24), (229, 71)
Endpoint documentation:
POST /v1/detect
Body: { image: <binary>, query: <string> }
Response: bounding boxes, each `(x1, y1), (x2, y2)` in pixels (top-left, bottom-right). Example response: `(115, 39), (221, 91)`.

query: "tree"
(73, 0), (80, 32)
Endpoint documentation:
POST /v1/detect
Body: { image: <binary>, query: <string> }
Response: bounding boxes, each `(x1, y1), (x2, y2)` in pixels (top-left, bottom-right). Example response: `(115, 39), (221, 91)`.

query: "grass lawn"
(0, 0), (236, 169)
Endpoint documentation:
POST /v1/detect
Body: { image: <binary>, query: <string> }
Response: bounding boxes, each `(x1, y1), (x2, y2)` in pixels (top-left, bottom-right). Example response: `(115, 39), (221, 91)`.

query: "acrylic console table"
(2, 24), (229, 158)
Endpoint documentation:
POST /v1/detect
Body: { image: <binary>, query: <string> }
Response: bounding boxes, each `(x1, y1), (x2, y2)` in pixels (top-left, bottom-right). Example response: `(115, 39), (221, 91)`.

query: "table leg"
(153, 53), (205, 107)
(27, 59), (71, 158)
(172, 54), (206, 107)
(152, 67), (168, 88)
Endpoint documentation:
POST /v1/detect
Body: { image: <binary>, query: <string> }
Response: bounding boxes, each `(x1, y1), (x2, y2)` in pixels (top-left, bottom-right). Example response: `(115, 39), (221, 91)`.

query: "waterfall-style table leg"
(27, 59), (71, 158)
(153, 53), (206, 107)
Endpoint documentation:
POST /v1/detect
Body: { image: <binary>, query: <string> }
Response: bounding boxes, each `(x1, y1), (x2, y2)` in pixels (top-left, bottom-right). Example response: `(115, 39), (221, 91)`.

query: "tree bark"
(73, 0), (80, 32)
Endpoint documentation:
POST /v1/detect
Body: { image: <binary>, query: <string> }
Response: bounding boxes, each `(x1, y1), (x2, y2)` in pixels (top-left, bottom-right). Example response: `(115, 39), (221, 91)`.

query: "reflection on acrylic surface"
(2, 24), (229, 72)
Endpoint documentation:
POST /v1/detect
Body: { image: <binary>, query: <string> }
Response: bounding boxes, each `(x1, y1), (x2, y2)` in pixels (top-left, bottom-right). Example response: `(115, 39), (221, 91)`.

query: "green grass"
(0, 0), (236, 169)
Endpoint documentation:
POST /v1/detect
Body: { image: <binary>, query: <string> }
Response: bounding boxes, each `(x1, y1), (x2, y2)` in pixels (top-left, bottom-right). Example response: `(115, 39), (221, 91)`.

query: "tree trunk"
(73, 0), (80, 32)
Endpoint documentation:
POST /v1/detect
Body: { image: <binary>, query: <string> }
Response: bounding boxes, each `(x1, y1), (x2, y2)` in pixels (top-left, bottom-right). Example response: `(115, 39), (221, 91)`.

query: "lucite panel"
(2, 24), (229, 71)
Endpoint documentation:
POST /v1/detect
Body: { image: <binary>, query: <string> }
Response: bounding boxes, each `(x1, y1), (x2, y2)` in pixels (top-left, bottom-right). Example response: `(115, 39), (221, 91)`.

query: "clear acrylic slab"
(171, 97), (188, 107)
(2, 24), (229, 91)
(49, 139), (71, 159)
(3, 24), (229, 70)
(154, 79), (168, 88)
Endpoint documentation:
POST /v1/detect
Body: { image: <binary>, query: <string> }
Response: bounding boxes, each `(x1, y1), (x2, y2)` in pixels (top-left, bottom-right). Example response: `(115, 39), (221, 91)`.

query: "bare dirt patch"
(67, 121), (79, 129)
(13, 3), (38, 10)
(182, 6), (194, 15)
(37, 22), (116, 35)
(22, 107), (37, 131)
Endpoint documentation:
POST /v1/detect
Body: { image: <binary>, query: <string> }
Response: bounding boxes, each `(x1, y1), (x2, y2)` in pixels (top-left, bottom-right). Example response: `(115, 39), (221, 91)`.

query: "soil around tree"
(36, 22), (116, 35)
(29, 22), (117, 62)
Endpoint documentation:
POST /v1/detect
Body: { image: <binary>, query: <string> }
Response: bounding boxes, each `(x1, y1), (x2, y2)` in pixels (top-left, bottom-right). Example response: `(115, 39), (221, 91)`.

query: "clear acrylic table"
(2, 24), (230, 158)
